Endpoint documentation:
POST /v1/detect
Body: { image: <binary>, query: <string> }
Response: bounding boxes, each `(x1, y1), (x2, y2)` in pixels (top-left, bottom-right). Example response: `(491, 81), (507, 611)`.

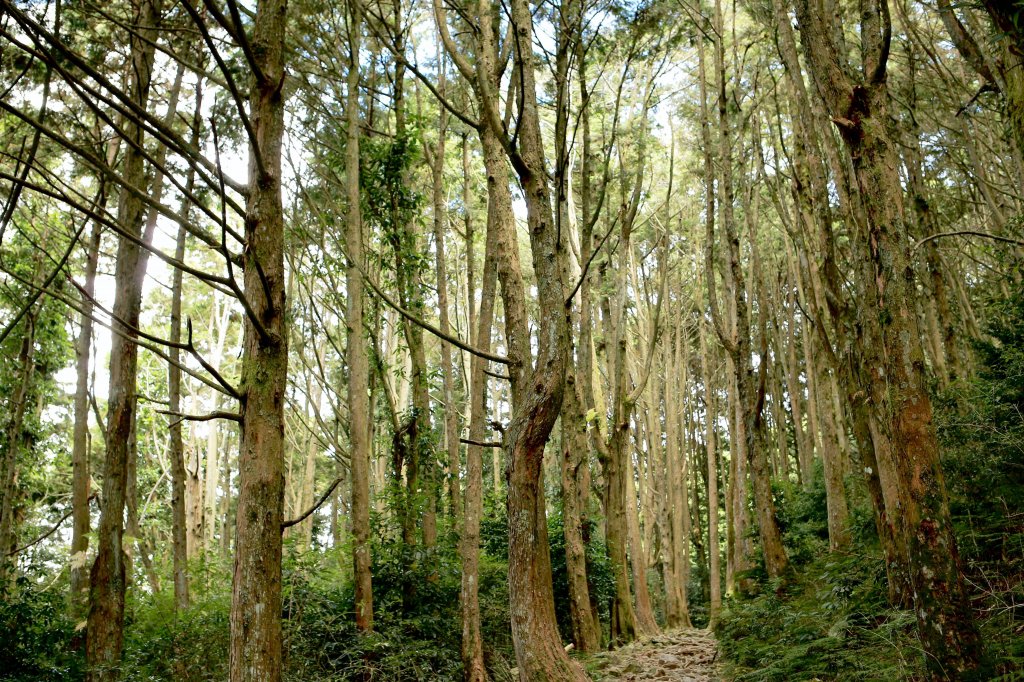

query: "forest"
(0, 0), (1022, 679)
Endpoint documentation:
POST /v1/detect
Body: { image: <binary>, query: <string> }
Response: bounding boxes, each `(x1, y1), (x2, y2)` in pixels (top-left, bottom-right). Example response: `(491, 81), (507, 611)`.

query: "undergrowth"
(717, 278), (1024, 681)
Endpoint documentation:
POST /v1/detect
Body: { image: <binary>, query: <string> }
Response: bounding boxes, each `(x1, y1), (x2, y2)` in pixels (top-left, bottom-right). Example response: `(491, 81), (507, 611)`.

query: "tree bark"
(71, 218), (101, 611)
(459, 148), (499, 682)
(793, 0), (986, 674)
(86, 0), (160, 674)
(227, 0), (289, 676)
(345, 0), (373, 633)
(0, 310), (37, 583)
(698, 321), (722, 625)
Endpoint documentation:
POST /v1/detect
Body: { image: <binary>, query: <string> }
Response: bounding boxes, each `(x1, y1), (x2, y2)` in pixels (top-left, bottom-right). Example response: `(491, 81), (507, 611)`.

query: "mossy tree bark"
(228, 0), (289, 677)
(793, 0), (986, 676)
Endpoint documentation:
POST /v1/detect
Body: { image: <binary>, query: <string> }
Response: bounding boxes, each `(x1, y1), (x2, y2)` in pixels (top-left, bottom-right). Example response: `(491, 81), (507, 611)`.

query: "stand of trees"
(1, 0), (1022, 680)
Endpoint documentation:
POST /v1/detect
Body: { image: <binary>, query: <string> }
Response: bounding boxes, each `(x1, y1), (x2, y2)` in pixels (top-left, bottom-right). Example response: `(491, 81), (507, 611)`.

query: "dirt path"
(586, 628), (720, 681)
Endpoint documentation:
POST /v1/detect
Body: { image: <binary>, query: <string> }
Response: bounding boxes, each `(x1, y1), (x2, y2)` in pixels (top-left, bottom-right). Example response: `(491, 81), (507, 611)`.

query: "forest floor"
(584, 628), (720, 681)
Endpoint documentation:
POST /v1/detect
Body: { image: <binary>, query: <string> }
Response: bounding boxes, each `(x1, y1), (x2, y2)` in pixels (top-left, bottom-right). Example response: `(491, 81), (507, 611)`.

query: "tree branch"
(281, 477), (343, 530)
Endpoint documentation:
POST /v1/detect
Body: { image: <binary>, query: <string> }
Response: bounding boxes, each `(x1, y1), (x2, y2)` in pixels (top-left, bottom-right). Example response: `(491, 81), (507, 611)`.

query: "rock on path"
(587, 628), (719, 681)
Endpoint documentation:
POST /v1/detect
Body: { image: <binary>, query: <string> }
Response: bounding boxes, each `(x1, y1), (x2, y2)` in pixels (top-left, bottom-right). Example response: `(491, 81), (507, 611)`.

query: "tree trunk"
(0, 311), (37, 583)
(559, 377), (601, 652)
(166, 82), (203, 612)
(793, 0), (986, 674)
(698, 322), (722, 625)
(430, 94), (462, 526)
(666, 322), (692, 627)
(71, 219), (101, 610)
(227, 0), (289, 676)
(500, 0), (586, 676)
(86, 0), (160, 674)
(345, 0), (373, 633)
(459, 145), (499, 682)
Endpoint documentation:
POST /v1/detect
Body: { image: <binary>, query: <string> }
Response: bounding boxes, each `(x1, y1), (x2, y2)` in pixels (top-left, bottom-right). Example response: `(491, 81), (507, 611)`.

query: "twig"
(914, 230), (1024, 250)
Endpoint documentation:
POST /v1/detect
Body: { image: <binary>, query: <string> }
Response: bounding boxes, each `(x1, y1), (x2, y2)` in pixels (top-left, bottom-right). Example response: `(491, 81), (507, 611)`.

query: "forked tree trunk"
(501, 0), (587, 677)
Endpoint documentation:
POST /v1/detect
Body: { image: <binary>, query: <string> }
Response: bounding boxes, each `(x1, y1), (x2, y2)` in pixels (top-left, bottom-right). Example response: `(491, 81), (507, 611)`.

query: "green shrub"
(0, 576), (83, 681)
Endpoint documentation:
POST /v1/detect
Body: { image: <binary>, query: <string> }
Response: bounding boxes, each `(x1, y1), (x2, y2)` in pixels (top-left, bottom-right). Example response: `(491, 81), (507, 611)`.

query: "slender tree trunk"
(0, 312), (37, 582)
(665, 322), (692, 627)
(559, 378), (601, 651)
(71, 219), (101, 610)
(166, 84), (203, 612)
(623, 438), (658, 634)
(459, 151), (499, 682)
(430, 98), (462, 526)
(346, 0), (373, 633)
(806, 326), (850, 550)
(86, 0), (160, 674)
(552, 0), (600, 650)
(698, 322), (722, 625)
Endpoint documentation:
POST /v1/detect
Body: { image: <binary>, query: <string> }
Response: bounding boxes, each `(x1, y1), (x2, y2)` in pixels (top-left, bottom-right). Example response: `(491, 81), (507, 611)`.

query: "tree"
(793, 0), (986, 675)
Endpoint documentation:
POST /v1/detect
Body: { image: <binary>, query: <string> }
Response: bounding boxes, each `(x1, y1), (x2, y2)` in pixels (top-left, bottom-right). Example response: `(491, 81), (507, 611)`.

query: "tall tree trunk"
(0, 311), (37, 582)
(227, 0), (289, 676)
(345, 0), (373, 633)
(430, 95), (461, 526)
(459, 145), (499, 682)
(793, 0), (985, 674)
(86, 0), (160, 674)
(552, 0), (600, 651)
(71, 219), (101, 610)
(698, 321), (722, 625)
(500, 0), (586, 676)
(665, 320), (692, 627)
(166, 79), (203, 612)
(708, 0), (787, 579)
(559, 377), (601, 652)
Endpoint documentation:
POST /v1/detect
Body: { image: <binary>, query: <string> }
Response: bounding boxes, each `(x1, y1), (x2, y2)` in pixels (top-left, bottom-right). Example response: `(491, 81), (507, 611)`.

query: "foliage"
(122, 579), (233, 682)
(932, 275), (1024, 677)
(717, 477), (921, 682)
(0, 507), (518, 681)
(719, 284), (1024, 679)
(547, 506), (616, 643)
(0, 575), (84, 681)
